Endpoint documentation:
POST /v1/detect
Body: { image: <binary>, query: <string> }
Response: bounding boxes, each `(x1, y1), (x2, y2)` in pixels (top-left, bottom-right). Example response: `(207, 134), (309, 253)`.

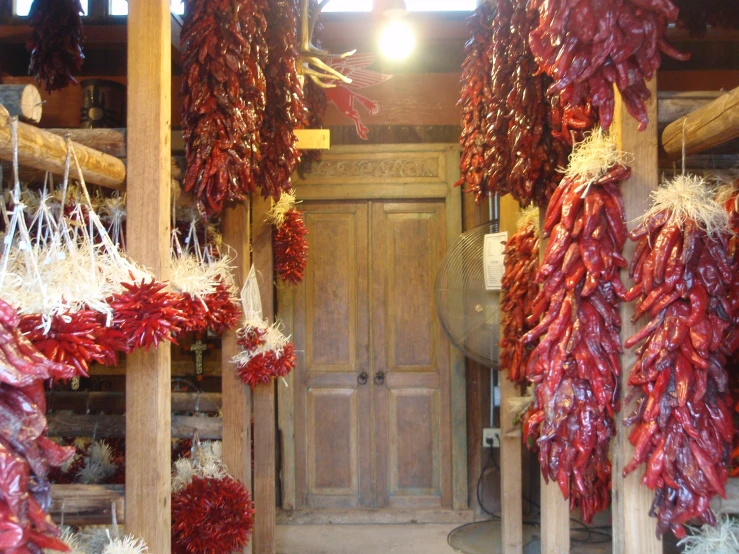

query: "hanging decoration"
(529, 0), (689, 131)
(677, 513), (739, 554)
(0, 299), (77, 552)
(623, 174), (734, 539)
(456, 0), (565, 205)
(522, 129), (631, 523)
(500, 207), (540, 384)
(26, 0), (85, 92)
(231, 266), (297, 387)
(171, 441), (254, 554)
(323, 54), (391, 141)
(267, 192), (309, 285)
(180, 0), (269, 217)
(170, 217), (240, 337)
(260, 0), (306, 200)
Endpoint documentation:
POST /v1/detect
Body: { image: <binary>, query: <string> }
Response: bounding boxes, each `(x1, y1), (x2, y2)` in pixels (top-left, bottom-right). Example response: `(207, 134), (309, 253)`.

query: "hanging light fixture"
(378, 0), (415, 60)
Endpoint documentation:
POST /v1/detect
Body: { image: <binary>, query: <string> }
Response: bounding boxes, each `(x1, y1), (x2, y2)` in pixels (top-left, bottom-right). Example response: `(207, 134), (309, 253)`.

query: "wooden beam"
(0, 104), (126, 189)
(712, 478), (739, 514)
(0, 84), (42, 123)
(50, 485), (125, 526)
(125, 0), (172, 551)
(611, 79), (662, 554)
(221, 199), (254, 554)
(662, 85), (739, 159)
(45, 391), (221, 414)
(251, 195), (276, 554)
(537, 209), (570, 554)
(47, 413), (223, 440)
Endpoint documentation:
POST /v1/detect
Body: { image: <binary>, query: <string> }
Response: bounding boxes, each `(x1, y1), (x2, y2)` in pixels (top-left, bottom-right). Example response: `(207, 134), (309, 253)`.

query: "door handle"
(357, 371), (369, 385)
(374, 371), (385, 385)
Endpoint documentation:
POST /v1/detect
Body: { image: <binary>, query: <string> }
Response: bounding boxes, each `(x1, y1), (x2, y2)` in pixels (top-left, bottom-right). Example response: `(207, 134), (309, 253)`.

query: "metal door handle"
(374, 371), (385, 385)
(357, 371), (368, 385)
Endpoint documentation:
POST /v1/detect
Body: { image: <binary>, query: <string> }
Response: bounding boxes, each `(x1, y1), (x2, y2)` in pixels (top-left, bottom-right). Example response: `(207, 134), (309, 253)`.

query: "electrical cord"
(448, 442), (613, 549)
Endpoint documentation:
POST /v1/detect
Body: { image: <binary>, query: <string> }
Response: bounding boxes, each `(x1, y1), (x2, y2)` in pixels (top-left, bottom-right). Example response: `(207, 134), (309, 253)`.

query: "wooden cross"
(187, 339), (212, 380)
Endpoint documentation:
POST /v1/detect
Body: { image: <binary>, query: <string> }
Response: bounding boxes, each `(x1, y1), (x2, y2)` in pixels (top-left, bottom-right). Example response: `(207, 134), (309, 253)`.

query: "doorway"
(277, 145), (467, 519)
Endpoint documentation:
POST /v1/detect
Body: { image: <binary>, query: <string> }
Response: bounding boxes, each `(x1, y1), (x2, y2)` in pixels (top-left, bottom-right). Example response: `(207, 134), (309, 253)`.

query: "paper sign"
(483, 232), (508, 291)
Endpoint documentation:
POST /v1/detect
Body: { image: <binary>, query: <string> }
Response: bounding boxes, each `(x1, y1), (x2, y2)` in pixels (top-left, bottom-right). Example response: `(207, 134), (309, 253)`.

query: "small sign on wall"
(483, 232), (507, 291)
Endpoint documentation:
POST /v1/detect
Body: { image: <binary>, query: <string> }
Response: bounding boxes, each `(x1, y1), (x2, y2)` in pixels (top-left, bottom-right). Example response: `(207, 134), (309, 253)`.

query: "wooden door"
(293, 201), (372, 509)
(371, 201), (451, 508)
(292, 199), (451, 510)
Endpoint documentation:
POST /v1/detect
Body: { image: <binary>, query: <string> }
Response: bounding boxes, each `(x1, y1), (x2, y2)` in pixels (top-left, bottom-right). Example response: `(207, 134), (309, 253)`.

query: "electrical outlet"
(483, 428), (501, 448)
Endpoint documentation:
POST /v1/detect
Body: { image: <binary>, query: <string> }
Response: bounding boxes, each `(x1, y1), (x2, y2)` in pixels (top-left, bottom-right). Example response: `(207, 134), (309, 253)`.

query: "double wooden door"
(290, 199), (452, 509)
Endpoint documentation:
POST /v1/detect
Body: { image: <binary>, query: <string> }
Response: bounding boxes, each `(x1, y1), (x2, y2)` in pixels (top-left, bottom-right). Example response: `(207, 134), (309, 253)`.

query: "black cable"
(476, 446), (501, 520)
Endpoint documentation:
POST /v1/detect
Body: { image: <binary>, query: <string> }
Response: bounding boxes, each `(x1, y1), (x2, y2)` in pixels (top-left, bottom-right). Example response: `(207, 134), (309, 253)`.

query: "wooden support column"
(125, 0), (172, 551)
(251, 195), (276, 554)
(499, 195), (523, 554)
(221, 201), (254, 554)
(538, 210), (570, 554)
(611, 79), (661, 554)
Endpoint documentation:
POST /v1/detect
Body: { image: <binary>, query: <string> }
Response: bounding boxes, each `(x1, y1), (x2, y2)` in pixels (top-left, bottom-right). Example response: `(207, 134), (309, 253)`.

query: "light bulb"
(379, 19), (415, 60)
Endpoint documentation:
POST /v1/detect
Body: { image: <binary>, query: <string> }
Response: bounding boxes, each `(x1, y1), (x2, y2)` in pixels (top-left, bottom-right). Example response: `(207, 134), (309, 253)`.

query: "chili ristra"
(623, 176), (734, 539)
(181, 0), (269, 217)
(0, 298), (77, 552)
(523, 131), (630, 523)
(528, 0), (689, 131)
(501, 215), (540, 384)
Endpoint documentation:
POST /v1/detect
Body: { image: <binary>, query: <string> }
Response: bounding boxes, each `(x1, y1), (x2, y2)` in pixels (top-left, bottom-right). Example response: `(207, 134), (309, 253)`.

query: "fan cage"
(435, 221), (503, 368)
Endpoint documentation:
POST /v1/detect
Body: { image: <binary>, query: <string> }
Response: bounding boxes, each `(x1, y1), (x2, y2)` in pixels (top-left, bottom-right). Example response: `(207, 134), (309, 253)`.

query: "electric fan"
(435, 221), (503, 368)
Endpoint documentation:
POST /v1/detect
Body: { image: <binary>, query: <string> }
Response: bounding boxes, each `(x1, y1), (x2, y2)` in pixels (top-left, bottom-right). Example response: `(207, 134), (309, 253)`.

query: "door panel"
(294, 202), (371, 508)
(371, 201), (451, 509)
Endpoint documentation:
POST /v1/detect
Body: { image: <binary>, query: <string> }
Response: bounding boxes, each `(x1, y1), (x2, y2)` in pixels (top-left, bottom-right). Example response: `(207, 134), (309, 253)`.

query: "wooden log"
(0, 84), (43, 123)
(251, 195), (276, 554)
(612, 80), (662, 554)
(125, 0), (172, 551)
(47, 413), (223, 440)
(46, 128), (127, 157)
(45, 391), (222, 414)
(657, 91), (722, 127)
(50, 484), (125, 526)
(0, 103), (126, 190)
(221, 199), (254, 554)
(662, 86), (739, 159)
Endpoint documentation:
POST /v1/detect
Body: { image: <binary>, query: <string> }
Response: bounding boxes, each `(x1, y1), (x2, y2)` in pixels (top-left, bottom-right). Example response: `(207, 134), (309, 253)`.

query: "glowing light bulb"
(379, 19), (415, 60)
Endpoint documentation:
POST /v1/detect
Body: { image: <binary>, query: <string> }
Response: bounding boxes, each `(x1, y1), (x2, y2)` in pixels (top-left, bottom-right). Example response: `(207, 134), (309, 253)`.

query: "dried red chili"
(0, 298), (75, 552)
(19, 310), (120, 376)
(181, 0), (269, 217)
(529, 0), (689, 130)
(108, 280), (187, 352)
(273, 209), (309, 285)
(522, 140), (630, 523)
(623, 183), (734, 539)
(457, 0), (563, 206)
(260, 0), (306, 200)
(501, 217), (540, 384)
(26, 0), (85, 93)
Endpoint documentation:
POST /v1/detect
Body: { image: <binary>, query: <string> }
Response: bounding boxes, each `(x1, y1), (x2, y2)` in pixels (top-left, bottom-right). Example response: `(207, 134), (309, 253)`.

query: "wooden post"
(221, 200), (254, 554)
(0, 84), (42, 122)
(611, 79), (661, 554)
(125, 0), (172, 551)
(498, 194), (523, 554)
(251, 195), (276, 554)
(538, 209), (570, 554)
